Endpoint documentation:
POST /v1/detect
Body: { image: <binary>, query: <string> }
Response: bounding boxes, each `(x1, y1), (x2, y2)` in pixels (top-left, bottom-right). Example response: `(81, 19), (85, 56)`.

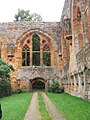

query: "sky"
(0, 0), (65, 22)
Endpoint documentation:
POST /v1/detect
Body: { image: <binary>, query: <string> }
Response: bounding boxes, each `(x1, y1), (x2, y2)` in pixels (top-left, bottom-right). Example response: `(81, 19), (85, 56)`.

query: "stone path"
(24, 92), (41, 120)
(24, 92), (66, 120)
(41, 92), (66, 120)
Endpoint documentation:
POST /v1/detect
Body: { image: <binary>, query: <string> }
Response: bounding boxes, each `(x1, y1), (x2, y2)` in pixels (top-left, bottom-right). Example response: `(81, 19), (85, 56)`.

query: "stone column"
(80, 0), (88, 45)
(74, 75), (77, 95)
(29, 80), (32, 92)
(30, 43), (32, 66)
(83, 72), (86, 99)
(40, 47), (43, 65)
(78, 73), (82, 97)
(67, 75), (70, 93)
(45, 80), (49, 92)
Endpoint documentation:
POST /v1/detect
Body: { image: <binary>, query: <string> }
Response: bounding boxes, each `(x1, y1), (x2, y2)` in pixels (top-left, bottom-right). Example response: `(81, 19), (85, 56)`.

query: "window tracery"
(43, 44), (51, 66)
(22, 44), (30, 66)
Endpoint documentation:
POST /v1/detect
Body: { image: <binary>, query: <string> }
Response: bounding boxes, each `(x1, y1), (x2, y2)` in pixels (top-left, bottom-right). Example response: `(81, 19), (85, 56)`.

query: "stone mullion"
(30, 38), (32, 66)
(40, 47), (43, 66)
(30, 47), (32, 66)
(40, 36), (43, 66)
(78, 73), (82, 97)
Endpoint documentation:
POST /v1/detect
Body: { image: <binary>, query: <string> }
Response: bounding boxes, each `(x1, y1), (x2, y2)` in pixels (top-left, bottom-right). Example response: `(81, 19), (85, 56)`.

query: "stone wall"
(0, 0), (90, 101)
(0, 22), (61, 92)
(60, 0), (90, 101)
(0, 22), (60, 47)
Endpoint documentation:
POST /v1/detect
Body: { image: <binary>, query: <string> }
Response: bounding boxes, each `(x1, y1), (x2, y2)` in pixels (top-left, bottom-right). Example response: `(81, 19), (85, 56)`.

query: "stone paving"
(24, 92), (41, 120)
(24, 92), (66, 120)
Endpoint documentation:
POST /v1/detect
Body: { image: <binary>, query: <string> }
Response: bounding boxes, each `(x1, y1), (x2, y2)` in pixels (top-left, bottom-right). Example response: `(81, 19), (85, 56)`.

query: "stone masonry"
(0, 0), (90, 101)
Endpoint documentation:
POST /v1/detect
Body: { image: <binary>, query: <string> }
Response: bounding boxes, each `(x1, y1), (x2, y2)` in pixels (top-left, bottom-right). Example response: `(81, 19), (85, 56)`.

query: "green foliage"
(0, 80), (12, 98)
(32, 34), (40, 66)
(33, 52), (40, 66)
(49, 80), (64, 93)
(32, 34), (40, 51)
(0, 93), (33, 120)
(14, 9), (42, 22)
(15, 88), (23, 94)
(43, 52), (51, 66)
(0, 59), (14, 80)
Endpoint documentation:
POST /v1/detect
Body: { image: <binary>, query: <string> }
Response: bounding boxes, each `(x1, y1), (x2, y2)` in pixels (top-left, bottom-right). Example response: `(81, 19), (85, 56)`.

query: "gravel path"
(24, 92), (41, 120)
(41, 92), (66, 120)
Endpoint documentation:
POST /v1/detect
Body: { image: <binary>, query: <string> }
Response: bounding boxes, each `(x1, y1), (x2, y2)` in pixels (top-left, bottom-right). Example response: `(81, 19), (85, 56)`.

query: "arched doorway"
(31, 78), (46, 91)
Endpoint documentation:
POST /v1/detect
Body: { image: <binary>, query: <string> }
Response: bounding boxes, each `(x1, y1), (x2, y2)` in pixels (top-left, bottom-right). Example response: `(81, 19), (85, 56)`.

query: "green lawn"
(47, 93), (90, 120)
(0, 92), (33, 120)
(38, 93), (52, 120)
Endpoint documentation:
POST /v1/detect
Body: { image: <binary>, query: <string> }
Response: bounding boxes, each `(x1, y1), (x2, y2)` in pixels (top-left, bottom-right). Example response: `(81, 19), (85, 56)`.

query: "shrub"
(15, 88), (22, 94)
(48, 80), (64, 93)
(0, 80), (12, 98)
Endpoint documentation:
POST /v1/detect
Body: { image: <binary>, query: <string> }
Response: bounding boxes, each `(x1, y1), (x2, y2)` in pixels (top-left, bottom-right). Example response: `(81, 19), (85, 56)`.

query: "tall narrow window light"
(32, 34), (40, 66)
(22, 45), (30, 66)
(43, 44), (51, 66)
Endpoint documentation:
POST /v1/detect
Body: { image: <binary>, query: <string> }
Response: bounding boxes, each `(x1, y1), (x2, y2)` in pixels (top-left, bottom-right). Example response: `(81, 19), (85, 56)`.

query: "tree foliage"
(0, 80), (12, 98)
(14, 9), (42, 21)
(0, 59), (14, 80)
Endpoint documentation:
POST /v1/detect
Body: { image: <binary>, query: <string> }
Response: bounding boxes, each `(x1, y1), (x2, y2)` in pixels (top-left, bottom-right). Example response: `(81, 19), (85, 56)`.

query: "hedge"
(0, 80), (12, 98)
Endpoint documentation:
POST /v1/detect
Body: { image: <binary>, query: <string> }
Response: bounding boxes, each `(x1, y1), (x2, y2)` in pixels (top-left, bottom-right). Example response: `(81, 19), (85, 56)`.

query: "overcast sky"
(0, 0), (65, 22)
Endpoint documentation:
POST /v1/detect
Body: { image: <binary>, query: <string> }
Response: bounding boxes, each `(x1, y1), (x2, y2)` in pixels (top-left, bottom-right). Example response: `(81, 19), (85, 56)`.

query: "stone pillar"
(45, 80), (49, 92)
(67, 75), (70, 93)
(74, 75), (77, 95)
(83, 72), (86, 99)
(29, 80), (32, 92)
(80, 0), (88, 45)
(78, 73), (82, 97)
(30, 42), (32, 66)
(40, 47), (43, 65)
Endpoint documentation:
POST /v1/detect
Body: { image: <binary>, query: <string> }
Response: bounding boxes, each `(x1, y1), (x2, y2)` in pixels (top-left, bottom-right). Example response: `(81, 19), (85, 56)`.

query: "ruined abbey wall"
(0, 0), (90, 100)
(0, 22), (61, 91)
(60, 0), (90, 101)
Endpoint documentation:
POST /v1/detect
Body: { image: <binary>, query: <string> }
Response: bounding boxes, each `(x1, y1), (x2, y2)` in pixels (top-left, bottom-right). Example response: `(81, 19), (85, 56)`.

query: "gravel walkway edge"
(24, 92), (41, 120)
(41, 92), (66, 120)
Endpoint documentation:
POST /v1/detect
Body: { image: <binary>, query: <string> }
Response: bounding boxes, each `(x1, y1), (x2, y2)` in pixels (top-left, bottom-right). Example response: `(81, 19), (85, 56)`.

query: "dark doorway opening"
(32, 78), (45, 90)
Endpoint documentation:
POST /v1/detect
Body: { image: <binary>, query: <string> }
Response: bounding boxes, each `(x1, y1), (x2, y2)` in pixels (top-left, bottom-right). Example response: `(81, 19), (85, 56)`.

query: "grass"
(47, 93), (90, 120)
(0, 92), (33, 120)
(38, 93), (52, 120)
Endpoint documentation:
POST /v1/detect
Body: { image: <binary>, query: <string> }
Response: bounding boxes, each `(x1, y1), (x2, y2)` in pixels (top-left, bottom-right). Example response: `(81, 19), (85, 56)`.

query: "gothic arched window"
(32, 34), (40, 66)
(22, 45), (30, 66)
(43, 44), (51, 66)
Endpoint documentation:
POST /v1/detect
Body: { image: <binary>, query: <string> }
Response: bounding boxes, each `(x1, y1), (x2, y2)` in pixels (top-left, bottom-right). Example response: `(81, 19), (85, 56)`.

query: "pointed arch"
(17, 29), (55, 67)
(22, 44), (30, 66)
(32, 34), (40, 66)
